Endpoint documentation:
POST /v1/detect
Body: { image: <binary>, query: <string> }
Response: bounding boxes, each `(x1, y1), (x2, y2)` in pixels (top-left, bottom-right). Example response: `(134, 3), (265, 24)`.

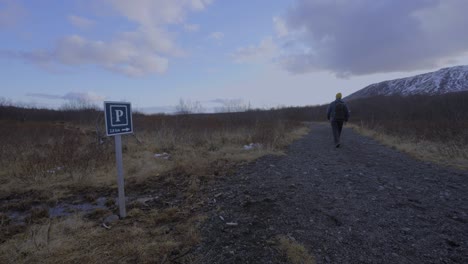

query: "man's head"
(336, 93), (342, 100)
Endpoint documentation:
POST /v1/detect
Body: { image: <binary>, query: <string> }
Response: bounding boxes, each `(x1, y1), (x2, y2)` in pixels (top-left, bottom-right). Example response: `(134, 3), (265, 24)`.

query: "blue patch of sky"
(0, 0), (295, 108)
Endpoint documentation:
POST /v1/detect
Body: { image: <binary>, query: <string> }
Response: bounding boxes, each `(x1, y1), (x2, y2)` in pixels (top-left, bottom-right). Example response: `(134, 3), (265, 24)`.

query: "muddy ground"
(195, 124), (468, 263)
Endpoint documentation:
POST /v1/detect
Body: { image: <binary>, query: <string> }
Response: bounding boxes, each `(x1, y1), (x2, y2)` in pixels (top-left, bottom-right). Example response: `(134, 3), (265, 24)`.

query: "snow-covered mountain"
(346, 65), (468, 100)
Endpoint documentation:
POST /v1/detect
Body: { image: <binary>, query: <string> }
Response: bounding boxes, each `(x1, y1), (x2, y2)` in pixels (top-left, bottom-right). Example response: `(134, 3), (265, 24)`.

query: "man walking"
(327, 93), (350, 148)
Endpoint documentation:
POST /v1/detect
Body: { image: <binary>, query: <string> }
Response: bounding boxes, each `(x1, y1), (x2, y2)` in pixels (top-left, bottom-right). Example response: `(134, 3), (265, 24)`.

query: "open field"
(0, 106), (309, 263)
(1, 92), (467, 262)
(0, 108), (308, 194)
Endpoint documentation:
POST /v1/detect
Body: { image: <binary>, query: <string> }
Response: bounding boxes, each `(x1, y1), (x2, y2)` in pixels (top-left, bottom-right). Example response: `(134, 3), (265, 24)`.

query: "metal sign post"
(114, 134), (126, 218)
(104, 101), (133, 218)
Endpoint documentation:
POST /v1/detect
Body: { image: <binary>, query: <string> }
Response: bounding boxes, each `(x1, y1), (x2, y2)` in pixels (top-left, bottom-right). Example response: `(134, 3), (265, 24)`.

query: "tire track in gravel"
(195, 123), (468, 264)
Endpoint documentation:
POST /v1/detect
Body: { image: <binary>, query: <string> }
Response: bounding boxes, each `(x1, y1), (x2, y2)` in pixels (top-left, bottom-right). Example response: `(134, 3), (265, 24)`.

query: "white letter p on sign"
(115, 109), (124, 122)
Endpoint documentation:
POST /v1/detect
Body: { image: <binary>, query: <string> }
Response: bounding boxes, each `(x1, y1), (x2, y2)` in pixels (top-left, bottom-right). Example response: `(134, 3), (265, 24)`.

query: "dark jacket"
(327, 99), (350, 122)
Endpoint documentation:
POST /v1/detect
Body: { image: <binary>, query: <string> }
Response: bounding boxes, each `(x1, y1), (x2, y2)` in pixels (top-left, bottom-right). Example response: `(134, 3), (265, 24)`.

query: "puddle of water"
(48, 197), (110, 217)
(5, 197), (112, 223)
(6, 211), (28, 223)
(4, 194), (159, 224)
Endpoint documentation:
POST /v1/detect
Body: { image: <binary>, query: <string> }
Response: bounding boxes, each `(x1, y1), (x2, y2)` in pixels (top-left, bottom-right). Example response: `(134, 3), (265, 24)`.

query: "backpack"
(334, 101), (347, 121)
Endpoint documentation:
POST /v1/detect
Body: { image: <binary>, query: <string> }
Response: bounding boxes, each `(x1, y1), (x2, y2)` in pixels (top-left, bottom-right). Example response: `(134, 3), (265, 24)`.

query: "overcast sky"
(1, 0), (468, 112)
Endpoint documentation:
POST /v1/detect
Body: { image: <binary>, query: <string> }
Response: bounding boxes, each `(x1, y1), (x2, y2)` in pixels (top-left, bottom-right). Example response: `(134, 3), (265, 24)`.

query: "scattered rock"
(445, 239), (460, 248)
(196, 124), (468, 263)
(103, 214), (119, 225)
(136, 197), (157, 207)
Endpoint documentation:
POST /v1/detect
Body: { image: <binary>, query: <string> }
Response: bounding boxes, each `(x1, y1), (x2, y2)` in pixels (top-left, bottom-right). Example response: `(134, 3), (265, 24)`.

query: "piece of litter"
(46, 166), (64, 174)
(219, 215), (225, 221)
(226, 222), (238, 226)
(102, 223), (111, 230)
(243, 143), (262, 150)
(136, 197), (156, 206)
(154, 152), (171, 159)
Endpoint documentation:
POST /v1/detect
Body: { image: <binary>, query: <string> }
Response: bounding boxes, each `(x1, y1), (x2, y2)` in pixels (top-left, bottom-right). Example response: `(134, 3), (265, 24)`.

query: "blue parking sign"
(104, 101), (133, 136)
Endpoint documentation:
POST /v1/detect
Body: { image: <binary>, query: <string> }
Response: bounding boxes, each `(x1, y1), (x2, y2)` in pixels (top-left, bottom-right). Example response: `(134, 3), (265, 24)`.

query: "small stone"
(136, 197), (155, 206)
(104, 214), (119, 225)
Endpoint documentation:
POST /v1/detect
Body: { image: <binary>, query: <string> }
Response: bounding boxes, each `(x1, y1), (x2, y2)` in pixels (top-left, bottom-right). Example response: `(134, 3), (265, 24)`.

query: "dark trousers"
(331, 120), (344, 144)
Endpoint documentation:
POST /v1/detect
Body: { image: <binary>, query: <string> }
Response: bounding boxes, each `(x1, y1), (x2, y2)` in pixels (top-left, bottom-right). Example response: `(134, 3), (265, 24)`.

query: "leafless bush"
(175, 98), (204, 114)
(345, 92), (468, 143)
(0, 122), (112, 185)
(1, 103), (308, 190)
(214, 99), (251, 113)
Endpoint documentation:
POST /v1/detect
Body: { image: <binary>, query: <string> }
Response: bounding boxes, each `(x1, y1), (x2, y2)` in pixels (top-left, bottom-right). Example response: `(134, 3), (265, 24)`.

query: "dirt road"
(196, 124), (468, 263)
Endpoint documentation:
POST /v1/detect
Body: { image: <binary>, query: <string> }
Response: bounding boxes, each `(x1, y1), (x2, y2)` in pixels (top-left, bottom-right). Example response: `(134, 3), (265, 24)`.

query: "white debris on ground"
(154, 152), (171, 159)
(102, 214), (120, 229)
(46, 166), (64, 174)
(243, 143), (262, 150)
(135, 196), (159, 207)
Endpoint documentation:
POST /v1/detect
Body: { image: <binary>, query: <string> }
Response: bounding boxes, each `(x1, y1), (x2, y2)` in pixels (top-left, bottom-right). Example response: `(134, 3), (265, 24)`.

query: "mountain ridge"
(346, 65), (468, 100)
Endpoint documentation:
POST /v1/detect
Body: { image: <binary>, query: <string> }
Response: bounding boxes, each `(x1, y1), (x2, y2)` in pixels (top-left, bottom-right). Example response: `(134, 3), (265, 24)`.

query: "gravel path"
(196, 123), (468, 264)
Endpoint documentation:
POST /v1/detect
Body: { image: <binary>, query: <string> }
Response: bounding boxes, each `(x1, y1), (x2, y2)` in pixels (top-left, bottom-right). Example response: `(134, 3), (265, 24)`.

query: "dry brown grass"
(0, 121), (113, 194)
(277, 235), (316, 264)
(0, 107), (311, 263)
(0, 209), (205, 263)
(349, 124), (468, 170)
(0, 117), (309, 195)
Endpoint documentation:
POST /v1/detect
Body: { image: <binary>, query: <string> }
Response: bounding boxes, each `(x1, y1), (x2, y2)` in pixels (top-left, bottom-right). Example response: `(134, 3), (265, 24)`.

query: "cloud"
(209, 98), (243, 105)
(137, 105), (177, 114)
(0, 0), (26, 28)
(10, 35), (169, 77)
(273, 16), (288, 38)
(5, 0), (214, 77)
(63, 92), (105, 102)
(68, 15), (95, 29)
(279, 0), (468, 76)
(27, 92), (105, 102)
(106, 0), (213, 26)
(209, 31), (224, 40)
(231, 37), (277, 63)
(208, 98), (250, 112)
(184, 23), (200, 32)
